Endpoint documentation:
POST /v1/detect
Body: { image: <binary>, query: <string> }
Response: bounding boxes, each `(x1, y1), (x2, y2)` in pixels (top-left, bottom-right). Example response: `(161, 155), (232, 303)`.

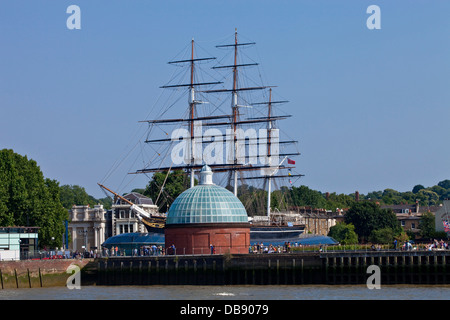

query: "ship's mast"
(138, 39), (221, 189)
(189, 39), (196, 188)
(245, 90), (304, 215)
(267, 88), (273, 217)
(210, 29), (263, 196)
(132, 33), (303, 216)
(232, 31), (239, 196)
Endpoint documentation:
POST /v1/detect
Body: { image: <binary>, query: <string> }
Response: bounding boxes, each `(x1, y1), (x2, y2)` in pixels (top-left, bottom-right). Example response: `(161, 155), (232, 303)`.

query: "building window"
(401, 221), (405, 227)
(119, 210), (125, 219)
(411, 223), (415, 229)
(119, 224), (134, 234)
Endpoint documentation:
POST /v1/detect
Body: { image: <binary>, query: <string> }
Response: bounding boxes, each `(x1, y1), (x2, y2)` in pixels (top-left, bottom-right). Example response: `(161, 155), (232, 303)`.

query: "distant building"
(68, 204), (107, 252)
(291, 206), (339, 236)
(434, 200), (450, 233)
(111, 192), (158, 236)
(381, 202), (441, 237)
(68, 193), (159, 251)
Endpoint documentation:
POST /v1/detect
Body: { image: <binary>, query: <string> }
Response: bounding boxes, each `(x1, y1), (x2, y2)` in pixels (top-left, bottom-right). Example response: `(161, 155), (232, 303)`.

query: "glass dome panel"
(166, 184), (248, 225)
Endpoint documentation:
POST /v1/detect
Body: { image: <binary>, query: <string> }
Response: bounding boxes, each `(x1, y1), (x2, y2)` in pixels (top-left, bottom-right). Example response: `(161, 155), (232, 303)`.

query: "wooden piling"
(27, 268), (31, 288)
(14, 269), (18, 288)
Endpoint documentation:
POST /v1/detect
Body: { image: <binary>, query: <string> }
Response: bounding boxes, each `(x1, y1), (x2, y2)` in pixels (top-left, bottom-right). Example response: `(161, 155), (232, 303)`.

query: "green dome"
(167, 184), (248, 224)
(166, 165), (248, 224)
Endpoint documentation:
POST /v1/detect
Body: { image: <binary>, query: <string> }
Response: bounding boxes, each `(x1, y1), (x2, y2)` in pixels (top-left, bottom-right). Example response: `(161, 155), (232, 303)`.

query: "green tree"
(412, 184), (425, 194)
(0, 149), (68, 248)
(324, 192), (355, 211)
(381, 188), (403, 205)
(238, 184), (267, 217)
(144, 170), (190, 212)
(419, 211), (435, 239)
(60, 184), (112, 210)
(328, 222), (358, 244)
(59, 184), (97, 209)
(344, 201), (400, 242)
(96, 197), (112, 210)
(289, 185), (326, 208)
(416, 189), (439, 206)
(369, 227), (395, 244)
(437, 179), (450, 190)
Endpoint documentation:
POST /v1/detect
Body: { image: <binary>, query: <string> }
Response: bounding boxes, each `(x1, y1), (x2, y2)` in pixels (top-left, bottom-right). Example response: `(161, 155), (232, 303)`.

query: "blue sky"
(1, 1), (450, 199)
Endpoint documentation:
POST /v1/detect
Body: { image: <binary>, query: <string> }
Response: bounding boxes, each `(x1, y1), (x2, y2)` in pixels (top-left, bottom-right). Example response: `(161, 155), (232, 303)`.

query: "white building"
(111, 192), (158, 236)
(68, 204), (106, 252)
(434, 200), (450, 233)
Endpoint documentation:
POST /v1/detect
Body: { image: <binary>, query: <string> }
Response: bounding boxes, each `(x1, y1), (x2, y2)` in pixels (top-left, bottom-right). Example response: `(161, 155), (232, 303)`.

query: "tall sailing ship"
(113, 31), (305, 241)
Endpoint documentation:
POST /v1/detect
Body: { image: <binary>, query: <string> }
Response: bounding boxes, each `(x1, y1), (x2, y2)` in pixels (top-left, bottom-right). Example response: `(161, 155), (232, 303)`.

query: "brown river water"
(0, 284), (448, 300)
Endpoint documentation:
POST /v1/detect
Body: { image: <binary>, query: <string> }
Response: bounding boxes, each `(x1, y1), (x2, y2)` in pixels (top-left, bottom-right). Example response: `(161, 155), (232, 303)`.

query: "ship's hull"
(142, 222), (337, 246)
(142, 216), (165, 234)
(142, 218), (307, 241)
(250, 225), (305, 242)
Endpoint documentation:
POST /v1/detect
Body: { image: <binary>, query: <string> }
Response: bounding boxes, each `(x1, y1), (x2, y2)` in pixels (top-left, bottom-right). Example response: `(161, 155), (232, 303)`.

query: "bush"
(328, 222), (358, 244)
(369, 228), (394, 244)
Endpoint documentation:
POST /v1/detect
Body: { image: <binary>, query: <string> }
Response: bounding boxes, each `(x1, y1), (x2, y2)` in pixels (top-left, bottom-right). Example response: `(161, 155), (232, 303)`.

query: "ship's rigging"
(123, 30), (303, 217)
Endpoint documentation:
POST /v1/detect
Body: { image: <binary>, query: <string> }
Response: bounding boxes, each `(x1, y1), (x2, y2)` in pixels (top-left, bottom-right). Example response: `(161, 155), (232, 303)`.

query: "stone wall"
(0, 259), (91, 289)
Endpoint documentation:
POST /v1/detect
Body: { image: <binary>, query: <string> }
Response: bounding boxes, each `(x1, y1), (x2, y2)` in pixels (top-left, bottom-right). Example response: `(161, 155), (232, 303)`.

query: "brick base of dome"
(165, 223), (251, 255)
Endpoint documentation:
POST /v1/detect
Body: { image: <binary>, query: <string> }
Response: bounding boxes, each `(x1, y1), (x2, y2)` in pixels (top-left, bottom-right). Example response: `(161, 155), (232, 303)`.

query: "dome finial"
(200, 165), (213, 185)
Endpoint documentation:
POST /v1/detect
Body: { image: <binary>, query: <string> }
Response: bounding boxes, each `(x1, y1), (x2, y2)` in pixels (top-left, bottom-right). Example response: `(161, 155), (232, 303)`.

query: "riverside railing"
(16, 241), (449, 260)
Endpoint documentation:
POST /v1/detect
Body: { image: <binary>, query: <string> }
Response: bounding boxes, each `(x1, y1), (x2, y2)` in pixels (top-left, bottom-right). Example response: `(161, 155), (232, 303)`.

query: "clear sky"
(1, 1), (449, 199)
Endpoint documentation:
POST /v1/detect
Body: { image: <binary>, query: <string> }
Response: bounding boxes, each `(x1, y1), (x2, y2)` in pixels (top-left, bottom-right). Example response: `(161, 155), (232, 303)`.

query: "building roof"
(381, 203), (441, 214)
(166, 165), (248, 225)
(115, 192), (154, 206)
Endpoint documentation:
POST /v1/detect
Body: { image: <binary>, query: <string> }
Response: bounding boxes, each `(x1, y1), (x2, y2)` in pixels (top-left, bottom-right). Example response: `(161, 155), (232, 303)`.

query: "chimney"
(415, 200), (419, 214)
(355, 191), (359, 202)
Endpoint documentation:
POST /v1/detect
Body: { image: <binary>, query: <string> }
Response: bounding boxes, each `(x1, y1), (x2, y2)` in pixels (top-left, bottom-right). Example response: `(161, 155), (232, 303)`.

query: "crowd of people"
(33, 238), (450, 259)
(249, 242), (295, 254)
(392, 239), (449, 251)
(101, 245), (165, 257)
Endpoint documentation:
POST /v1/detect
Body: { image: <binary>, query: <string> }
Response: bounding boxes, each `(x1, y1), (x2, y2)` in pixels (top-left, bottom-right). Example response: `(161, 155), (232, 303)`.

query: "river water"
(0, 284), (449, 300)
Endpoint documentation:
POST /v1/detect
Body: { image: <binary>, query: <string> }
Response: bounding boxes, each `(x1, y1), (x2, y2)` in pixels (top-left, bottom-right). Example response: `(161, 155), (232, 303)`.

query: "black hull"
(250, 225), (304, 241)
(144, 224), (165, 234)
(144, 222), (306, 239)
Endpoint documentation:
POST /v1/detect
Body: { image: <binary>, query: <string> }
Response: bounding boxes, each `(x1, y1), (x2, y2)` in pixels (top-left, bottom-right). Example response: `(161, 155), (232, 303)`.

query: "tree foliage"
(369, 227), (395, 244)
(419, 211), (435, 239)
(144, 170), (191, 212)
(344, 201), (401, 242)
(59, 184), (112, 210)
(363, 180), (450, 205)
(0, 149), (68, 248)
(238, 184), (268, 216)
(60, 185), (97, 209)
(328, 222), (358, 244)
